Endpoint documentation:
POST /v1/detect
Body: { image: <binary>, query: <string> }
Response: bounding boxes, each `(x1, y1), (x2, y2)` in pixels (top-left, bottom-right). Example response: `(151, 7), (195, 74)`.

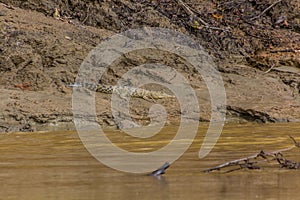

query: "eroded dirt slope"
(0, 0), (299, 132)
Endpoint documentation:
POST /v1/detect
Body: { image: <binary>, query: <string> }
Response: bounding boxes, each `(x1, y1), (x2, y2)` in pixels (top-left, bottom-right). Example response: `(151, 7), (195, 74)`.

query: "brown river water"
(0, 123), (300, 200)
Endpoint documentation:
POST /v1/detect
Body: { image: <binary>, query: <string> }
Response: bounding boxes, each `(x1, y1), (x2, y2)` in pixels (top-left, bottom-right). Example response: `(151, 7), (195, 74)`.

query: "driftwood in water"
(204, 136), (300, 173)
(148, 162), (170, 176)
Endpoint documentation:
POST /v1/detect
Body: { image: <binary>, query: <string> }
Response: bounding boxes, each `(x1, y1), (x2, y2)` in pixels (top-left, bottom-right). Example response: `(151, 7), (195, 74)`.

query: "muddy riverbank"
(0, 0), (299, 132)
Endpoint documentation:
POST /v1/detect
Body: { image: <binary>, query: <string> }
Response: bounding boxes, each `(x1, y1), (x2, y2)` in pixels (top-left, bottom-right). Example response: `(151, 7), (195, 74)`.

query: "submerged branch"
(204, 136), (300, 173)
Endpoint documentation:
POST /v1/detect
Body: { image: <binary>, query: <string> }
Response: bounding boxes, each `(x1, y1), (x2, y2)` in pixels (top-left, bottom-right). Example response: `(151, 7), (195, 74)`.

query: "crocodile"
(69, 82), (175, 100)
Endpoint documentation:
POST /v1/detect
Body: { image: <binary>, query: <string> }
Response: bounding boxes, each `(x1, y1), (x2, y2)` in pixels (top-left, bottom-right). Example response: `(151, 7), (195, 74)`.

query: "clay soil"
(0, 0), (299, 132)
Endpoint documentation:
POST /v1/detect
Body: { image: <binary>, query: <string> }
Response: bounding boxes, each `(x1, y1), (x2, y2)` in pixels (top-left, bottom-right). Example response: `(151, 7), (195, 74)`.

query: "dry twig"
(264, 63), (276, 74)
(175, 0), (208, 26)
(1, 3), (15, 10)
(250, 0), (282, 21)
(81, 5), (90, 25)
(270, 49), (300, 53)
(174, 0), (230, 31)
